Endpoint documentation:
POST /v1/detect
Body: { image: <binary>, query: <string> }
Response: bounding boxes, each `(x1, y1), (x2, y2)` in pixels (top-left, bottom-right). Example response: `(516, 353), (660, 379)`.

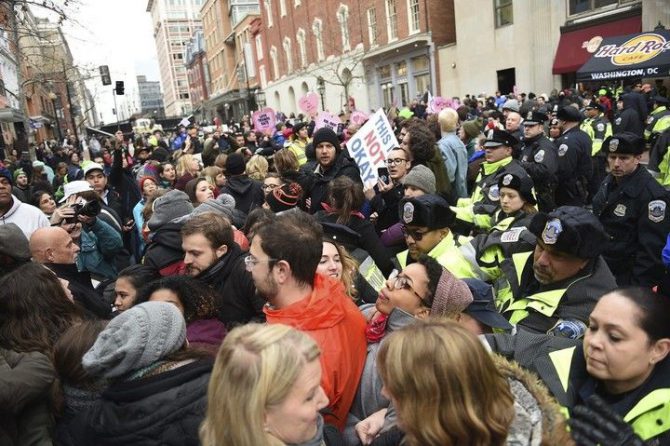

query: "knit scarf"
(365, 312), (389, 343)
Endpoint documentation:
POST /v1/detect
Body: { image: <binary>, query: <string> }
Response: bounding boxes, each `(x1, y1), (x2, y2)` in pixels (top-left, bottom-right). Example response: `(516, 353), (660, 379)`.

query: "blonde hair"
(438, 108), (459, 133)
(201, 166), (222, 186)
(245, 155), (269, 181)
(273, 149), (299, 175)
(176, 154), (198, 177)
(324, 240), (359, 301)
(200, 323), (321, 446)
(378, 320), (514, 446)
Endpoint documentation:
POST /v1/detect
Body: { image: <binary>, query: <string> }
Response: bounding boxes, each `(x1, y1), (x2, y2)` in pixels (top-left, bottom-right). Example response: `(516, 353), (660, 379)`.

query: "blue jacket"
(438, 132), (469, 198)
(76, 218), (123, 280)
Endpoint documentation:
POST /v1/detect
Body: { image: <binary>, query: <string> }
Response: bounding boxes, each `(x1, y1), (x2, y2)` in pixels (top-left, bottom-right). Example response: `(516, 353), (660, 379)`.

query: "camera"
(71, 200), (101, 219)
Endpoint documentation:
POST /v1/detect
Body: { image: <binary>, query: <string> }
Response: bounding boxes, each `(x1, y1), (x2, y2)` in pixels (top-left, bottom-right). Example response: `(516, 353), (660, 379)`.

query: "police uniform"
(592, 133), (670, 287)
(580, 100), (613, 201)
(644, 96), (670, 148)
(500, 207), (617, 334)
(395, 194), (478, 279)
(554, 107), (593, 207)
(649, 127), (670, 188)
(455, 130), (532, 229)
(519, 111), (559, 212)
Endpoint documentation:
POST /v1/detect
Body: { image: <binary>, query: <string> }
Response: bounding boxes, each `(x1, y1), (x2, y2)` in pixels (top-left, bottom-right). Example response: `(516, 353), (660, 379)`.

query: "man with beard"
(395, 194), (478, 279)
(501, 206), (616, 336)
(180, 212), (263, 327)
(518, 111), (558, 211)
(247, 209), (366, 430)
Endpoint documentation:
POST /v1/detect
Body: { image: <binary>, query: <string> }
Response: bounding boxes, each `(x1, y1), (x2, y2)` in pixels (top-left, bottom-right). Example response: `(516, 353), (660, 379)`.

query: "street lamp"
(317, 76), (326, 111)
(255, 89), (266, 108)
(48, 91), (62, 142)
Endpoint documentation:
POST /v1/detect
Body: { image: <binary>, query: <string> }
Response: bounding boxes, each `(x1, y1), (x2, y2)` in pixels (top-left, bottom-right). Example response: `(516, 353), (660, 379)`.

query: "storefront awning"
(0, 107), (26, 123)
(576, 29), (670, 82)
(552, 16), (641, 75)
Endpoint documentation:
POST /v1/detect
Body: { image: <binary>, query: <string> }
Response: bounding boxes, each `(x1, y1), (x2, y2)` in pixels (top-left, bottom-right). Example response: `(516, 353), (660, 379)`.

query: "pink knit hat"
(429, 268), (473, 318)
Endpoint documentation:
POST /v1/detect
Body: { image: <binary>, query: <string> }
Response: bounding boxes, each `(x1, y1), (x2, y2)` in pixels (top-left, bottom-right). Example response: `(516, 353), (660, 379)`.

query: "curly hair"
(406, 122), (436, 165)
(135, 275), (219, 323)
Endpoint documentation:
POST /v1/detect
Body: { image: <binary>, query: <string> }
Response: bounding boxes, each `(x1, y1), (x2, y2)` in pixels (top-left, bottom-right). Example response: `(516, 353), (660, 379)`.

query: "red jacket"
(264, 274), (367, 430)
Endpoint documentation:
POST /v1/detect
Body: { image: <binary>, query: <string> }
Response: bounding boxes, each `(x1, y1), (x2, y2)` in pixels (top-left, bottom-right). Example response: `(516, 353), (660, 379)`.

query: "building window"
(336, 4), (350, 52)
(385, 0), (398, 42)
(279, 0), (286, 16)
(259, 65), (268, 88)
(256, 34), (263, 59)
(569, 0), (618, 15)
(270, 46), (279, 80)
(312, 18), (325, 62)
(408, 0), (420, 34)
(494, 0), (513, 27)
(367, 8), (377, 47)
(264, 0), (273, 27)
(297, 28), (307, 68)
(283, 37), (293, 73)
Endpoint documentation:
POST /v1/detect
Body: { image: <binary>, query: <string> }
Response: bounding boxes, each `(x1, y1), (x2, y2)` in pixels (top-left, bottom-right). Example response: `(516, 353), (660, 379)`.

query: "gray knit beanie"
(502, 99), (520, 113)
(191, 193), (247, 228)
(402, 165), (436, 194)
(147, 189), (194, 231)
(82, 301), (186, 379)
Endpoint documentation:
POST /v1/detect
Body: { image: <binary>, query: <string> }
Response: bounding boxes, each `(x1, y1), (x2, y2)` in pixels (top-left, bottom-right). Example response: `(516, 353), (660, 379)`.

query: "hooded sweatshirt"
(0, 195), (49, 239)
(265, 274), (367, 430)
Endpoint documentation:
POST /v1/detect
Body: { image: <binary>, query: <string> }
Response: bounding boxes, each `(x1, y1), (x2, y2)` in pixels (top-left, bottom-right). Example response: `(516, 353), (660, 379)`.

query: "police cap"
(528, 206), (609, 259)
(602, 132), (644, 156)
(584, 100), (603, 112)
(497, 172), (536, 205)
(399, 194), (455, 229)
(556, 106), (583, 122)
(652, 95), (669, 106)
(483, 129), (519, 148)
(522, 111), (548, 126)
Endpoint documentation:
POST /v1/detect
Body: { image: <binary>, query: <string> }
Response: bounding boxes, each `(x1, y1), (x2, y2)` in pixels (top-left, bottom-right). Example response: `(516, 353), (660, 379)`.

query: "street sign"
(99, 65), (111, 86)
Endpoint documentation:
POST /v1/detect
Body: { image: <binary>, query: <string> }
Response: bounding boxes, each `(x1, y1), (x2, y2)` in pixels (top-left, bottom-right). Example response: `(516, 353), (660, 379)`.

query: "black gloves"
(569, 394), (645, 446)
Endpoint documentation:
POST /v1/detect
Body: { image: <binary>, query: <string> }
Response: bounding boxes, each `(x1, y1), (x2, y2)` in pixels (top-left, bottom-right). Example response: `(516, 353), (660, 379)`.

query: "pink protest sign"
(350, 111), (369, 126)
(315, 111), (340, 131)
(298, 93), (320, 116)
(252, 107), (277, 132)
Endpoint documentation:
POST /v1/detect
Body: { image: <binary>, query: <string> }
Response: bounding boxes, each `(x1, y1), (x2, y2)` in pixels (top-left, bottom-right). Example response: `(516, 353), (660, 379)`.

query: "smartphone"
(377, 167), (390, 184)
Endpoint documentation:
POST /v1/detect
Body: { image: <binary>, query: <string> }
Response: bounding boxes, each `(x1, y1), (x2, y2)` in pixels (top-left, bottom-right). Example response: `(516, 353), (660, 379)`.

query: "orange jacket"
(264, 274), (367, 430)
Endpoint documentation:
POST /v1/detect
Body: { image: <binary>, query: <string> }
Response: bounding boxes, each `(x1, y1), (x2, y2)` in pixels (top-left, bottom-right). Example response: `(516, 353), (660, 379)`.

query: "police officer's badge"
(534, 150), (545, 163)
(648, 200), (666, 223)
(558, 144), (568, 157)
(615, 117), (622, 125)
(402, 202), (415, 224)
(527, 111), (533, 120)
(596, 122), (605, 132)
(488, 184), (500, 201)
(614, 204), (626, 217)
(609, 138), (619, 152)
(542, 218), (562, 245)
(502, 174), (513, 186)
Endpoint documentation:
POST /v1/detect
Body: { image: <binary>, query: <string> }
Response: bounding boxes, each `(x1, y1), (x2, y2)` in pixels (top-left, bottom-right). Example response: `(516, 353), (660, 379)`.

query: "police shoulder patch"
(402, 202), (415, 224)
(558, 144), (569, 157)
(615, 117), (622, 125)
(596, 122), (605, 132)
(648, 200), (666, 223)
(647, 115), (654, 125)
(613, 204), (626, 217)
(534, 150), (545, 163)
(488, 184), (500, 201)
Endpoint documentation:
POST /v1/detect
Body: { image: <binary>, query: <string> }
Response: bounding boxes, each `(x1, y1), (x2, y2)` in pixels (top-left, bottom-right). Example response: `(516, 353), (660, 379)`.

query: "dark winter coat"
(219, 175), (264, 215)
(301, 151), (362, 214)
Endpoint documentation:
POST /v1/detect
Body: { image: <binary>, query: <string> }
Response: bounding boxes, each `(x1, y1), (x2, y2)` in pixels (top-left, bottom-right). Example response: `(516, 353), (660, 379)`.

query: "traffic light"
(115, 81), (125, 95)
(99, 65), (111, 86)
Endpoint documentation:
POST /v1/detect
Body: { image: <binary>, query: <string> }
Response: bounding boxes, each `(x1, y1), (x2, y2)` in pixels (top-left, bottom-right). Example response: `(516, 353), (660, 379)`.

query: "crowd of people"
(1, 78), (670, 446)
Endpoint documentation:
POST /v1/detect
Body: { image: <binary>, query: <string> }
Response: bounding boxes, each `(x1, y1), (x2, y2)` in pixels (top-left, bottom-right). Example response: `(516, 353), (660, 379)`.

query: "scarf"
(365, 312), (389, 343)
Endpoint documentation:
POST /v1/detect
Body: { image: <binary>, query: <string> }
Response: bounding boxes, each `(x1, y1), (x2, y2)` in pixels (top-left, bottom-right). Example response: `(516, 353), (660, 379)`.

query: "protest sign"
(345, 108), (399, 188)
(315, 111), (340, 131)
(252, 107), (277, 133)
(428, 96), (449, 114)
(350, 111), (369, 126)
(298, 93), (320, 116)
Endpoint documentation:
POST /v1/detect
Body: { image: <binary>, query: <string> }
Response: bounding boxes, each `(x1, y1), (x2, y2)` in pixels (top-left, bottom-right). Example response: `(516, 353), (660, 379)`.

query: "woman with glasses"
(344, 254), (474, 445)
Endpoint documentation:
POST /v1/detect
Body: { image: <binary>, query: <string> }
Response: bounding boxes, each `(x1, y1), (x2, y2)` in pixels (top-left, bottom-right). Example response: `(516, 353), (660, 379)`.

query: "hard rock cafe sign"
(592, 32), (670, 66)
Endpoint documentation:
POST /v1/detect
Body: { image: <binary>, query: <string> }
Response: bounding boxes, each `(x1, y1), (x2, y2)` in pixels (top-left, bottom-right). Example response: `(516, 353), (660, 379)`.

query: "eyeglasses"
(401, 225), (429, 241)
(386, 158), (407, 166)
(244, 254), (278, 271)
(262, 183), (280, 191)
(388, 270), (430, 308)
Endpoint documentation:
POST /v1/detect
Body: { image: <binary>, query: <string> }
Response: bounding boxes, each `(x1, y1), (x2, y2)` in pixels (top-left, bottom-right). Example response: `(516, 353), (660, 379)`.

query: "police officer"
(644, 95), (670, 149)
(395, 194), (478, 279)
(649, 127), (670, 188)
(581, 100), (612, 200)
(519, 111), (558, 212)
(592, 132), (670, 287)
(501, 206), (616, 335)
(554, 106), (593, 207)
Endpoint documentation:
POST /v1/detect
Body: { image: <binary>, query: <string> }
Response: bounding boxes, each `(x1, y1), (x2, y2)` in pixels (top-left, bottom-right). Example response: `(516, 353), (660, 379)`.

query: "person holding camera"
(49, 181), (123, 281)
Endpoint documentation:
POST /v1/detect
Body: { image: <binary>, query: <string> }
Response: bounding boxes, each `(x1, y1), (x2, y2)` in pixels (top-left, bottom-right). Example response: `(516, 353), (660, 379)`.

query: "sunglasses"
(401, 225), (429, 241)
